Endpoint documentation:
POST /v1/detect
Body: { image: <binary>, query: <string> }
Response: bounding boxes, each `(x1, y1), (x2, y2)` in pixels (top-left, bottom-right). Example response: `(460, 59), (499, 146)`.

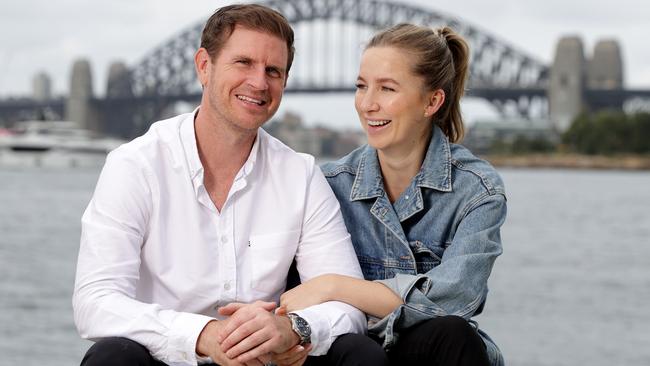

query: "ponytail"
(438, 27), (469, 142)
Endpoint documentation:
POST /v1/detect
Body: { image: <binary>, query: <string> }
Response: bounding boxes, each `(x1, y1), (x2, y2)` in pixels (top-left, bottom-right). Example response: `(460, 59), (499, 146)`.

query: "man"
(73, 4), (372, 366)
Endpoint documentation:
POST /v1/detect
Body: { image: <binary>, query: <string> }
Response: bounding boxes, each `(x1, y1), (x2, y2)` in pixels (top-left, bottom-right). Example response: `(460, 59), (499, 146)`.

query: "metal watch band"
(287, 313), (311, 345)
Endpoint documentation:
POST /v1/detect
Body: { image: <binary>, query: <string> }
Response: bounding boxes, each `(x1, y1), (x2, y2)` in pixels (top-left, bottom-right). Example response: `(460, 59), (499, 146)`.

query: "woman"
(281, 24), (506, 366)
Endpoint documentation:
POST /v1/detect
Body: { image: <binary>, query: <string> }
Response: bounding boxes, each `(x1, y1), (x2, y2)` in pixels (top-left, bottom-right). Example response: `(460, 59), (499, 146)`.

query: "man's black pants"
(81, 315), (489, 366)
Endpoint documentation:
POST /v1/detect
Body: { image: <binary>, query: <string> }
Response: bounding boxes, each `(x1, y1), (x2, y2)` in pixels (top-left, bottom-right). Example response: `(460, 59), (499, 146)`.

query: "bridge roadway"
(2, 87), (650, 131)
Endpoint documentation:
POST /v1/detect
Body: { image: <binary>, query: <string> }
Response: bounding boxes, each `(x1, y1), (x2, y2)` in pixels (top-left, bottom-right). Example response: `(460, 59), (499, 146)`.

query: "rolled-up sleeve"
(292, 162), (367, 355)
(72, 150), (212, 366)
(371, 192), (506, 346)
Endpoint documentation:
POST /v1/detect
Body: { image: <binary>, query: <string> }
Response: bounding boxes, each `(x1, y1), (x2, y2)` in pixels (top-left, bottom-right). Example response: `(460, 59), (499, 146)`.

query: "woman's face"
(355, 46), (441, 155)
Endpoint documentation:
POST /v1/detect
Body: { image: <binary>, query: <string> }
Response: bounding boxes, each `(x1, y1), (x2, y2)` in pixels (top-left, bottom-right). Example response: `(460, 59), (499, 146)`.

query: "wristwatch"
(286, 313), (311, 345)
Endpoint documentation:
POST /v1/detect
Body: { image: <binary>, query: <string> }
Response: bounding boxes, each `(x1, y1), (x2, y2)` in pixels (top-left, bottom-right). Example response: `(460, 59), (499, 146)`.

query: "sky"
(1, 0), (649, 128)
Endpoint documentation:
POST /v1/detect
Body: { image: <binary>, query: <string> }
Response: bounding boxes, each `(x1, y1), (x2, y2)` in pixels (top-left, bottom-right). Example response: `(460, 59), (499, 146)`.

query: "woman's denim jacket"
(321, 126), (506, 366)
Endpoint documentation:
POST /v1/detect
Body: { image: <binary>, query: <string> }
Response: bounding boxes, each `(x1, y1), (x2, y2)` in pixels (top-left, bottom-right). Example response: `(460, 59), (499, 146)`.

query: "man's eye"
(355, 83), (367, 90)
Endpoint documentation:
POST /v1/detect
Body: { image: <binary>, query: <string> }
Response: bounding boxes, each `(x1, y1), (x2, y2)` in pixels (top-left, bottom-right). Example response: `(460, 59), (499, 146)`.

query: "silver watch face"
(289, 313), (311, 344)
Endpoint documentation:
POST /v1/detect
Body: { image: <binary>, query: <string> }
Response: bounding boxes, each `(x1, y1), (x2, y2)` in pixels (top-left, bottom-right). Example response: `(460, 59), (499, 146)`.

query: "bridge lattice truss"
(130, 0), (549, 104)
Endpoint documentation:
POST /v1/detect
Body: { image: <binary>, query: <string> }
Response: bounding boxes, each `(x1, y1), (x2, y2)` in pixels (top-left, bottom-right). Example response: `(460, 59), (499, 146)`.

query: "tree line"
(486, 111), (650, 155)
(563, 111), (650, 155)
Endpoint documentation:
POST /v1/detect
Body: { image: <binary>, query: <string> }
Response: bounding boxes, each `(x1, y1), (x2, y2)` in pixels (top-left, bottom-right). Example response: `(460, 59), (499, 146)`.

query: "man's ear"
(424, 89), (445, 118)
(195, 48), (211, 87)
(284, 71), (290, 88)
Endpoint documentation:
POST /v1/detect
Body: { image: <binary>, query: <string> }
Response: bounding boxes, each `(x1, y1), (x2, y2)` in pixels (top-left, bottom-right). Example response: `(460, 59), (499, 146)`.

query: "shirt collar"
(180, 108), (202, 180)
(236, 128), (261, 181)
(180, 107), (261, 183)
(350, 125), (452, 202)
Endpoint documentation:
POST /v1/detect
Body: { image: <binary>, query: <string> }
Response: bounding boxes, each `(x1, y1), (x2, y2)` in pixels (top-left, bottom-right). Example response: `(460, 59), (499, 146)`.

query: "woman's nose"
(359, 91), (379, 112)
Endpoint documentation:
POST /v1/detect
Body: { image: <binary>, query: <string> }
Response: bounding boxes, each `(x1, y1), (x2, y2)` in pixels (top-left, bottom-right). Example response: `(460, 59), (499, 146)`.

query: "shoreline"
(483, 153), (650, 171)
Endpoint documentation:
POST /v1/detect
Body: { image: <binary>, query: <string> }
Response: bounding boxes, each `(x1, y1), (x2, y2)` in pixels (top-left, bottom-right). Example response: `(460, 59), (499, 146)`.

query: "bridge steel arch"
(129, 0), (549, 101)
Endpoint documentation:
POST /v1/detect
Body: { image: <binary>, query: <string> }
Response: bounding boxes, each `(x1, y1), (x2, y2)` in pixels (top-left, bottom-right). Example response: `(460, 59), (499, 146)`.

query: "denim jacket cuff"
(376, 273), (427, 301)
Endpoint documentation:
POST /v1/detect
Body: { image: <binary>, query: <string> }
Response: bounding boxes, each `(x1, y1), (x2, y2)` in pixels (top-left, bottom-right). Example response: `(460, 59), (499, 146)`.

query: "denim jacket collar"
(349, 145), (385, 201)
(350, 126), (452, 202)
(417, 125), (452, 192)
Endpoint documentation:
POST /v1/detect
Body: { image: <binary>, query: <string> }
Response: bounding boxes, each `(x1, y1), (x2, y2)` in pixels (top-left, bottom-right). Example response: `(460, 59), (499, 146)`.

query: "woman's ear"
(424, 89), (445, 117)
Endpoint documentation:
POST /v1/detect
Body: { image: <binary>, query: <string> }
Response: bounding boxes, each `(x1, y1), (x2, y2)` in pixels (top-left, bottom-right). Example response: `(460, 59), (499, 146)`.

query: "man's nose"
(247, 67), (269, 90)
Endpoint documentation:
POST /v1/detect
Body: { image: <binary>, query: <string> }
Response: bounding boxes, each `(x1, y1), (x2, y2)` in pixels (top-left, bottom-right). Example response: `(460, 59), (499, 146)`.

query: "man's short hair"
(201, 4), (295, 75)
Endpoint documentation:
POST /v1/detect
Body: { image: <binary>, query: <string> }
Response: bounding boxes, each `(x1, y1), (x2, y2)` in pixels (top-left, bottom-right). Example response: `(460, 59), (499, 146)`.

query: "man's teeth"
(237, 95), (264, 105)
(368, 120), (391, 127)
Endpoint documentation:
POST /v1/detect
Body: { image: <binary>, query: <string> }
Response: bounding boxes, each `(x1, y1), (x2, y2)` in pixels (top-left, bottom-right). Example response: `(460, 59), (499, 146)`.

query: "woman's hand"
(280, 274), (338, 312)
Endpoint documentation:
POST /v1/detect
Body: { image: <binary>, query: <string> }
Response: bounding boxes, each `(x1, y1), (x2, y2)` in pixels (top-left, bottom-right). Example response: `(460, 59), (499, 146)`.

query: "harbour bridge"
(1, 0), (649, 138)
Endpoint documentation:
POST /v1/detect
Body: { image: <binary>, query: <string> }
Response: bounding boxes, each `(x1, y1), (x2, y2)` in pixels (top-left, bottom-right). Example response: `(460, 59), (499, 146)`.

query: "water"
(1, 166), (649, 366)
(479, 169), (650, 366)
(0, 166), (99, 365)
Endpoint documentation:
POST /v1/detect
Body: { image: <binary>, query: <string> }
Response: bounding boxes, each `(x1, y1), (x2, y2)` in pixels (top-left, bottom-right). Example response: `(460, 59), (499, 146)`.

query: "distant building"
(266, 111), (322, 156)
(266, 111), (365, 158)
(463, 119), (558, 155)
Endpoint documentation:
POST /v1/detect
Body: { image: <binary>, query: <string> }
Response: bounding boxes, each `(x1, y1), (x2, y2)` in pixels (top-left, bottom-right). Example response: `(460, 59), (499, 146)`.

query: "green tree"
(630, 113), (650, 153)
(562, 111), (650, 155)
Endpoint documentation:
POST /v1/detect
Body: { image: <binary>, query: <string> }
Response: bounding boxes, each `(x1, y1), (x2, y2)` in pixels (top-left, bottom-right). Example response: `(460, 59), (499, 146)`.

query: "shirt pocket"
(248, 230), (300, 295)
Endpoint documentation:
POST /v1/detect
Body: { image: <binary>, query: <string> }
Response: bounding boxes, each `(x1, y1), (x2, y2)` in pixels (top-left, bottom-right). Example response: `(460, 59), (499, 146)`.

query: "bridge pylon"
(65, 59), (98, 130)
(549, 36), (586, 133)
(549, 36), (626, 133)
(587, 40), (623, 90)
(106, 61), (133, 98)
(32, 72), (52, 102)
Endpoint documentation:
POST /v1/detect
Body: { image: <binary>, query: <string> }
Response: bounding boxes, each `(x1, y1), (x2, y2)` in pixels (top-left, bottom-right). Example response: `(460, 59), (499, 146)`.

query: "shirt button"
(220, 235), (228, 244)
(224, 282), (231, 291)
(405, 195), (410, 200)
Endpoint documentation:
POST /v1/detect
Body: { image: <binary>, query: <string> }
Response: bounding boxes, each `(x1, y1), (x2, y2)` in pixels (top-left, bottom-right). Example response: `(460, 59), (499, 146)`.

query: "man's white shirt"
(73, 111), (366, 365)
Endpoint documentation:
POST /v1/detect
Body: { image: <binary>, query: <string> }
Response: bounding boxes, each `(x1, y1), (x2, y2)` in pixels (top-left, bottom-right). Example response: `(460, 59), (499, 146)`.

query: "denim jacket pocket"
(248, 230), (300, 295)
(356, 255), (387, 281)
(409, 240), (443, 273)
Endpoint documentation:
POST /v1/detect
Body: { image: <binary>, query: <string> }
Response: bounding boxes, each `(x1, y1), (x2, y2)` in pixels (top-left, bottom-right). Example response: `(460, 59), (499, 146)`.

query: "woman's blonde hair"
(366, 23), (470, 142)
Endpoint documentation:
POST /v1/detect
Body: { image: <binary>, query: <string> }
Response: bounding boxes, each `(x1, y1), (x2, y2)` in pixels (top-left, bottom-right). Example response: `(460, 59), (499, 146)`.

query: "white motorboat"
(0, 121), (126, 167)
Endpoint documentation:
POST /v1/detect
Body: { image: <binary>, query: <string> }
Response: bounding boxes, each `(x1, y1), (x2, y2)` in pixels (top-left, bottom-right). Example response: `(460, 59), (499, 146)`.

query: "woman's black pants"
(81, 315), (490, 366)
